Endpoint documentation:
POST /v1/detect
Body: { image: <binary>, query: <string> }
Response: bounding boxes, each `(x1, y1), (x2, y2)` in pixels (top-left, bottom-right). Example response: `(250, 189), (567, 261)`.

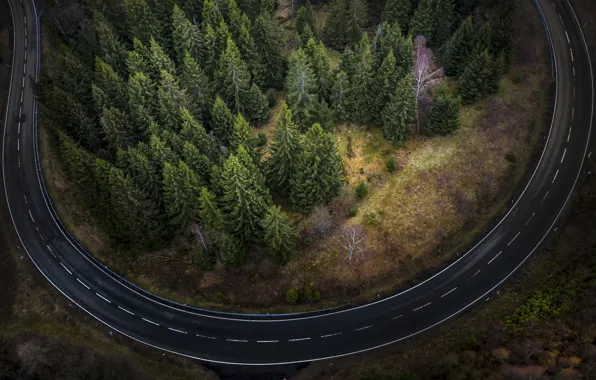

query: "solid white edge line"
(118, 306), (134, 315)
(141, 318), (159, 326)
(412, 302), (432, 312)
(59, 262), (72, 275)
(487, 251), (503, 265)
(168, 327), (187, 334)
(440, 287), (458, 298)
(76, 278), (90, 290)
(95, 293), (111, 304)
(507, 232), (521, 246)
(289, 337), (311, 341)
(4, 0), (590, 366)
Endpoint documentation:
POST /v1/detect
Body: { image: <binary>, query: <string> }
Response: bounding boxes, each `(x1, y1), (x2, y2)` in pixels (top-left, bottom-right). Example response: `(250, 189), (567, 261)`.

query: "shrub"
(348, 206), (358, 218)
(513, 72), (524, 83)
(386, 156), (397, 172)
(251, 132), (267, 148)
(285, 288), (298, 304)
(355, 181), (369, 200)
(312, 291), (321, 301)
(365, 211), (381, 226)
(303, 283), (313, 299)
(306, 206), (333, 236)
(194, 248), (214, 271)
(304, 236), (313, 245)
(214, 292), (225, 302)
(505, 152), (517, 163)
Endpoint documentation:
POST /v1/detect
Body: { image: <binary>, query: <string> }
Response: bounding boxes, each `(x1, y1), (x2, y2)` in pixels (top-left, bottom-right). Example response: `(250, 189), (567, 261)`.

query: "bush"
(251, 132), (267, 148)
(355, 181), (369, 200)
(312, 291), (321, 301)
(194, 248), (214, 271)
(348, 206), (358, 218)
(306, 206), (333, 236)
(386, 156), (397, 172)
(365, 211), (381, 227)
(286, 288), (299, 304)
(505, 152), (517, 163)
(303, 283), (313, 299)
(214, 292), (225, 303)
(303, 236), (313, 245)
(513, 72), (525, 83)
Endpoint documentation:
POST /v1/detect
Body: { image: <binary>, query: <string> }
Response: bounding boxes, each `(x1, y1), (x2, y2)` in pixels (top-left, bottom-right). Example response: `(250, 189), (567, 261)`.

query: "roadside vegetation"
(36, 0), (546, 311)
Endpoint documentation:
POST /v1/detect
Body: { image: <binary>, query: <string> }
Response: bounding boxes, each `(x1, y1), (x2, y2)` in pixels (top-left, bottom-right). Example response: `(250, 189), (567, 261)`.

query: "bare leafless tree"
(412, 36), (443, 132)
(340, 224), (366, 261)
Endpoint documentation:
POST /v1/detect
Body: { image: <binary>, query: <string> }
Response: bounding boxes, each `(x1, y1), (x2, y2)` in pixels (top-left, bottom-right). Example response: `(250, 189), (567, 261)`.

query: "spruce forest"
(38, 0), (515, 269)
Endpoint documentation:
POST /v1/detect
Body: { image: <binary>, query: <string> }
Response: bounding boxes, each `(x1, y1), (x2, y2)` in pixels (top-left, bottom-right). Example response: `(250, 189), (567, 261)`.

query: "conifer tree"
(345, 0), (368, 46)
(101, 107), (133, 151)
(409, 0), (433, 39)
(180, 51), (214, 122)
(295, 1), (318, 41)
(118, 145), (162, 200)
(425, 88), (461, 135)
(305, 38), (332, 100)
(261, 205), (297, 264)
(375, 22), (413, 79)
(330, 70), (350, 121)
(245, 83), (270, 125)
(349, 34), (374, 124)
(199, 186), (223, 230)
(94, 58), (127, 110)
(490, 0), (514, 71)
(148, 133), (178, 171)
(128, 72), (157, 139)
(340, 47), (358, 79)
(157, 70), (191, 130)
(237, 15), (266, 86)
(373, 49), (397, 125)
(202, 0), (224, 31)
(216, 37), (251, 114)
(227, 0), (244, 40)
(126, 38), (151, 75)
(323, 0), (348, 50)
(488, 50), (505, 94)
(286, 49), (319, 131)
(382, 0), (410, 30)
(473, 23), (492, 54)
(57, 47), (93, 109)
(162, 160), (203, 231)
(316, 99), (334, 131)
(155, 0), (176, 49)
(200, 23), (219, 76)
(442, 16), (474, 77)
(431, 0), (455, 48)
(290, 124), (342, 213)
(172, 4), (203, 62)
(93, 12), (128, 77)
(149, 38), (176, 79)
(457, 49), (493, 104)
(214, 20), (233, 65)
(266, 102), (302, 193)
(219, 232), (246, 266)
(230, 113), (251, 151)
(253, 13), (286, 88)
(123, 0), (162, 45)
(211, 96), (235, 144)
(179, 107), (215, 159)
(220, 152), (270, 241)
(382, 74), (415, 145)
(182, 142), (212, 184)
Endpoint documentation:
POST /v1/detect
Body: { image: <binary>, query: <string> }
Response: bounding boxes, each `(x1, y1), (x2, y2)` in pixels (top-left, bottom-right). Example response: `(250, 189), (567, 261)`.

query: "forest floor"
(38, 0), (550, 312)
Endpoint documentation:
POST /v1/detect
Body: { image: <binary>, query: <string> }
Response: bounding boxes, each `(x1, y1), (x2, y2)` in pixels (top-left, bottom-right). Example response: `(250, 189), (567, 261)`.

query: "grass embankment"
(38, 0), (549, 312)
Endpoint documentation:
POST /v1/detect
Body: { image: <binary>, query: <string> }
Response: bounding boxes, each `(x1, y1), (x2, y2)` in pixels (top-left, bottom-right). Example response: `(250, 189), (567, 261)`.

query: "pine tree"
(253, 13), (286, 88)
(431, 0), (455, 48)
(266, 102), (302, 193)
(93, 12), (128, 77)
(409, 0), (433, 39)
(155, 0), (176, 50)
(442, 16), (474, 77)
(162, 160), (203, 231)
(323, 0), (348, 50)
(237, 15), (266, 86)
(57, 47), (93, 109)
(316, 99), (334, 131)
(305, 38), (332, 101)
(179, 107), (215, 159)
(345, 0), (368, 46)
(340, 47), (358, 79)
(349, 34), (374, 124)
(126, 38), (151, 75)
(457, 49), (493, 104)
(118, 145), (162, 200)
(157, 70), (191, 130)
(216, 37), (251, 114)
(375, 22), (413, 79)
(219, 232), (246, 266)
(202, 0), (224, 30)
(330, 70), (350, 121)
(199, 186), (223, 230)
(245, 83), (270, 125)
(382, 0), (410, 30)
(490, 0), (514, 71)
(487, 50), (505, 95)
(211, 95), (235, 144)
(148, 133), (178, 171)
(123, 0), (162, 45)
(425, 88), (461, 135)
(94, 58), (127, 110)
(290, 123), (342, 213)
(295, 1), (318, 41)
(373, 49), (397, 125)
(180, 51), (214, 122)
(200, 23), (219, 76)
(214, 20), (233, 67)
(285, 49), (319, 131)
(172, 4), (203, 62)
(230, 113), (251, 151)
(261, 205), (297, 264)
(101, 107), (133, 151)
(227, 0), (244, 40)
(149, 37), (176, 79)
(220, 152), (270, 241)
(473, 22), (492, 54)
(382, 74), (415, 145)
(182, 142), (212, 184)
(127, 72), (157, 140)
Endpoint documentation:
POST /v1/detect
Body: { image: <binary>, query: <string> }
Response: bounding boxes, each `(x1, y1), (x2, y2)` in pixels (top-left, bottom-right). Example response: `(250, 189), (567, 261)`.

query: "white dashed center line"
(321, 332), (342, 338)
(471, 269), (481, 278)
(141, 318), (159, 326)
(508, 232), (521, 246)
(76, 278), (90, 289)
(568, 127), (572, 142)
(196, 334), (217, 340)
(227, 339), (248, 343)
(46, 245), (55, 257)
(168, 327), (187, 334)
(570, 48), (574, 61)
(440, 287), (458, 298)
(392, 315), (403, 320)
(289, 337), (311, 341)
(257, 340), (279, 343)
(353, 325), (372, 331)
(28, 210), (34, 223)
(525, 212), (536, 226)
(413, 302), (432, 312)
(572, 107), (575, 121)
(488, 251), (503, 265)
(552, 169), (559, 183)
(561, 148), (567, 163)
(60, 262), (72, 275)
(118, 306), (134, 316)
(565, 30), (570, 43)
(541, 191), (549, 204)
(95, 293), (111, 304)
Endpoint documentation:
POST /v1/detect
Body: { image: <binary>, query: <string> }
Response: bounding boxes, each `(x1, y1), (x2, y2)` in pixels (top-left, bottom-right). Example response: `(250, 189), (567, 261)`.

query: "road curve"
(1, 0), (593, 365)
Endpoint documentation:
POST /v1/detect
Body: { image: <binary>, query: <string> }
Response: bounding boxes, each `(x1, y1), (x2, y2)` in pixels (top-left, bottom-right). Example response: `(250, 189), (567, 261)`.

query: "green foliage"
(323, 0), (367, 50)
(349, 34), (374, 124)
(261, 205), (297, 264)
(237, 15), (267, 87)
(365, 211), (381, 227)
(330, 71), (350, 122)
(382, 75), (415, 145)
(199, 187), (223, 231)
(425, 89), (462, 135)
(355, 181), (369, 199)
(375, 22), (412, 79)
(290, 124), (343, 213)
(285, 49), (318, 131)
(123, 0), (162, 45)
(172, 4), (202, 62)
(211, 96), (235, 144)
(373, 49), (397, 125)
(93, 12), (128, 76)
(285, 288), (299, 303)
(180, 51), (214, 122)
(457, 49), (494, 104)
(442, 16), (474, 77)
(489, 0), (514, 71)
(219, 232), (246, 267)
(386, 156), (397, 172)
(94, 58), (127, 110)
(431, 0), (455, 48)
(148, 38), (176, 78)
(162, 160), (202, 231)
(245, 83), (270, 125)
(216, 37), (251, 114)
(305, 38), (332, 100)
(409, 0), (434, 39)
(101, 106), (133, 151)
(295, 1), (317, 41)
(194, 247), (215, 271)
(266, 102), (302, 193)
(382, 0), (411, 30)
(157, 70), (191, 130)
(346, 135), (355, 159)
(348, 206), (358, 218)
(229, 113), (251, 151)
(253, 13), (286, 88)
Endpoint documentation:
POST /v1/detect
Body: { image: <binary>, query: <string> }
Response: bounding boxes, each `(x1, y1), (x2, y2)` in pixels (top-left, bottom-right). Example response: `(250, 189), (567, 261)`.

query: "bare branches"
(412, 36), (443, 132)
(340, 224), (366, 261)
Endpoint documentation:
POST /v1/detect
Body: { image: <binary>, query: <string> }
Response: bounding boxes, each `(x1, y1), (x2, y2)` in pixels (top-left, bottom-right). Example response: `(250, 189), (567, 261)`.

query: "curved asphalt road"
(1, 0), (593, 365)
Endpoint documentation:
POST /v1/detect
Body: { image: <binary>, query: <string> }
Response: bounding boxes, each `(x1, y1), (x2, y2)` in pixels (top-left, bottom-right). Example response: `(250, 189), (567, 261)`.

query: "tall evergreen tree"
(382, 74), (415, 145)
(330, 70), (350, 121)
(227, 0), (244, 40)
(218, 232), (246, 266)
(457, 49), (493, 104)
(375, 22), (413, 79)
(473, 22), (492, 54)
(261, 205), (297, 264)
(266, 102), (302, 193)
(431, 0), (455, 48)
(442, 16), (474, 77)
(162, 160), (203, 231)
(373, 49), (397, 125)
(285, 49), (319, 131)
(230, 113), (251, 151)
(123, 0), (162, 45)
(290, 123), (342, 213)
(157, 70), (191, 130)
(149, 37), (176, 79)
(305, 38), (332, 100)
(182, 142), (212, 184)
(409, 0), (433, 39)
(93, 12), (128, 77)
(295, 1), (318, 41)
(323, 0), (348, 50)
(382, 0), (410, 30)
(490, 0), (514, 71)
(202, 0), (224, 30)
(425, 88), (461, 135)
(237, 15), (266, 86)
(101, 106), (133, 151)
(211, 96), (235, 144)
(94, 58), (127, 110)
(253, 13), (286, 88)
(245, 83), (270, 125)
(179, 107), (215, 159)
(345, 0), (368, 46)
(199, 186), (223, 230)
(126, 38), (151, 75)
(127, 72), (157, 140)
(216, 37), (251, 114)
(349, 34), (374, 124)
(118, 145), (162, 200)
(180, 51), (214, 122)
(172, 4), (203, 62)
